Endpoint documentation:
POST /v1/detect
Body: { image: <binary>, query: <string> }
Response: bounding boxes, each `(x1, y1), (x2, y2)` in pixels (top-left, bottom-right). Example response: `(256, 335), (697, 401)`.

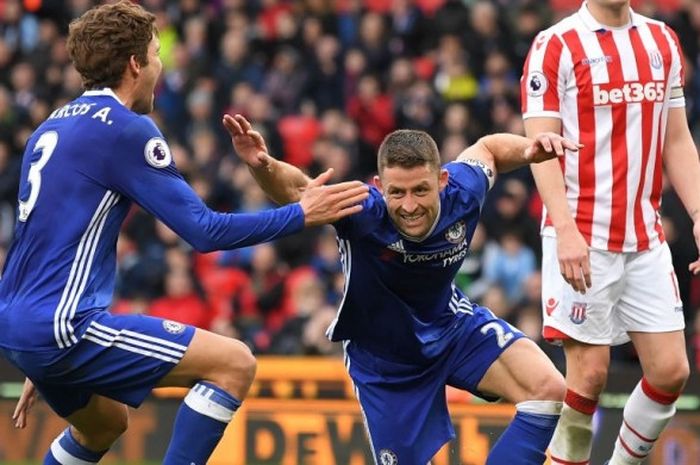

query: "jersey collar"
(578, 1), (638, 32)
(82, 88), (125, 105)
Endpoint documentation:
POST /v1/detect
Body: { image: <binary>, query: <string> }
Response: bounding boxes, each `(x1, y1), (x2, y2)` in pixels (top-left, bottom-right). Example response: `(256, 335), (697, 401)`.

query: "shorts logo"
(545, 297), (559, 316)
(379, 449), (398, 465)
(445, 221), (466, 244)
(526, 71), (548, 97)
(145, 137), (172, 168)
(569, 302), (587, 325)
(163, 320), (185, 334)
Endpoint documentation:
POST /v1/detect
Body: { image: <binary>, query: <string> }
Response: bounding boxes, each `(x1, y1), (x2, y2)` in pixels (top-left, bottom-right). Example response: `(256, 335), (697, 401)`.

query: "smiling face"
(375, 164), (448, 239)
(375, 129), (446, 239)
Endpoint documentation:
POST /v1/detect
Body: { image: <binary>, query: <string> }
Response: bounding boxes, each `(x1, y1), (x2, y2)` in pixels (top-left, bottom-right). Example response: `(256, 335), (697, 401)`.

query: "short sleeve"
(521, 31), (570, 120)
(445, 162), (489, 210)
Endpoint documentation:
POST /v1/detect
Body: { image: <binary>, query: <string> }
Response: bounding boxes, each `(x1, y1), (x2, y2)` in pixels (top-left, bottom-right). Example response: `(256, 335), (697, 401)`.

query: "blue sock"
(43, 427), (107, 464)
(486, 401), (562, 465)
(163, 381), (242, 465)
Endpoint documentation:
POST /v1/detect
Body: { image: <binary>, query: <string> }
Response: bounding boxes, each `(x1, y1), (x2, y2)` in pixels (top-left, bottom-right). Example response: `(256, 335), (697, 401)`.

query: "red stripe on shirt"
(648, 24), (673, 243)
(628, 28), (653, 250)
(596, 31), (628, 251)
(543, 35), (564, 111)
(562, 29), (596, 244)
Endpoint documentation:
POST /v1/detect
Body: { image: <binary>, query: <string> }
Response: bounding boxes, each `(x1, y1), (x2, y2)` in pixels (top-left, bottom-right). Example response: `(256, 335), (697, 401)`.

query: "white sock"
(608, 378), (679, 465)
(549, 389), (597, 465)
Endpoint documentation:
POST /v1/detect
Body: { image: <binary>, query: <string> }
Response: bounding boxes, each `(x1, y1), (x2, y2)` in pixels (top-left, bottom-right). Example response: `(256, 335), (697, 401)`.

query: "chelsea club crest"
(379, 449), (398, 465)
(445, 221), (466, 244)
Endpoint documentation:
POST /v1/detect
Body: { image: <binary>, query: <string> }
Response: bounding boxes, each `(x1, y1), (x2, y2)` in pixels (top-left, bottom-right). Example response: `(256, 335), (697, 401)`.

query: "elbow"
(188, 237), (217, 253)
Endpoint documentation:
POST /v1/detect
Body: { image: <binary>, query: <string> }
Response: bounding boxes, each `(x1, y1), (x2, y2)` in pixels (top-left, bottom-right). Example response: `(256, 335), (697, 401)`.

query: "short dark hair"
(377, 129), (441, 174)
(66, 1), (156, 90)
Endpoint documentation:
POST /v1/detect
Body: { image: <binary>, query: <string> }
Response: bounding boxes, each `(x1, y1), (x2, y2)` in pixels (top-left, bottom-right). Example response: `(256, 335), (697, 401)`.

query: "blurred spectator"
(482, 229), (536, 305)
(346, 74), (395, 148)
(149, 267), (212, 329)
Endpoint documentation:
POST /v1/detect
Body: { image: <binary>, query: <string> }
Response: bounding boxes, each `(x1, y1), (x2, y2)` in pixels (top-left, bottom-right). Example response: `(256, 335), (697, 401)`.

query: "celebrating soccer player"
(522, 1), (700, 464)
(0, 2), (369, 464)
(225, 113), (582, 465)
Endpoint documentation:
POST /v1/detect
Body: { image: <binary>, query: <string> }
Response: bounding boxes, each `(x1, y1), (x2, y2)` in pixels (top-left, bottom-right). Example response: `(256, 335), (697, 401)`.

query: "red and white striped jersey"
(521, 2), (686, 252)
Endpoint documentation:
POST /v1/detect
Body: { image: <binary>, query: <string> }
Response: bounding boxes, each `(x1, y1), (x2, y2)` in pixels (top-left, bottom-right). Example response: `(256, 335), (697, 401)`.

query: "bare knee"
(644, 356), (689, 394)
(563, 353), (609, 399)
(527, 369), (567, 402)
(208, 339), (257, 399)
(72, 411), (128, 451)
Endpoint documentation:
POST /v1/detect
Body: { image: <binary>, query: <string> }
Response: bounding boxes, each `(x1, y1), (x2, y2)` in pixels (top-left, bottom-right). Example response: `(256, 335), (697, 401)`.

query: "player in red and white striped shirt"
(522, 1), (700, 465)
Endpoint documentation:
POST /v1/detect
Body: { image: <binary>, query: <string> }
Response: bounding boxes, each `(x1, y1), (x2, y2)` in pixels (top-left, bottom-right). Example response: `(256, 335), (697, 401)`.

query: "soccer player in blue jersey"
(226, 113), (583, 465)
(1, 2), (369, 464)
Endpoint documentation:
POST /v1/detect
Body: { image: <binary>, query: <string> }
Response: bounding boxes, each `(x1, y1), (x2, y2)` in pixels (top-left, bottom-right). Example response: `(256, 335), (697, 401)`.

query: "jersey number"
(480, 322), (514, 348)
(18, 131), (58, 222)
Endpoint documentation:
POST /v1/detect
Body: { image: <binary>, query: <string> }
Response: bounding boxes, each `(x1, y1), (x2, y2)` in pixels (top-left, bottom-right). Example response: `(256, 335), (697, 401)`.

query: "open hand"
(557, 223), (592, 294)
(525, 133), (582, 163)
(222, 114), (271, 169)
(12, 378), (37, 429)
(300, 169), (369, 226)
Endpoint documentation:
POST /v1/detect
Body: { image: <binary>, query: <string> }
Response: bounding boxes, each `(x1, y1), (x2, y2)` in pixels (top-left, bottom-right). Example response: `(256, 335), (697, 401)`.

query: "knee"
(575, 363), (609, 397)
(645, 357), (690, 394)
(75, 412), (128, 450)
(528, 370), (567, 402)
(212, 340), (257, 397)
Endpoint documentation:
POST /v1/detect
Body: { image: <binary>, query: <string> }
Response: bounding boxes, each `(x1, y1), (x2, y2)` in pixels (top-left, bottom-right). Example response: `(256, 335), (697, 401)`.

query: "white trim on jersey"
(82, 88), (124, 105)
(81, 321), (186, 364)
(343, 341), (379, 465)
(326, 238), (351, 340)
(53, 191), (120, 348)
(50, 436), (97, 465)
(448, 284), (474, 315)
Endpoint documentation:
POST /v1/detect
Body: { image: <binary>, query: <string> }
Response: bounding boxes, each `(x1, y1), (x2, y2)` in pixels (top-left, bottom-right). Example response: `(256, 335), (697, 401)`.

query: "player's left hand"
(12, 378), (37, 429)
(689, 220), (700, 275)
(222, 114), (272, 169)
(525, 132), (582, 163)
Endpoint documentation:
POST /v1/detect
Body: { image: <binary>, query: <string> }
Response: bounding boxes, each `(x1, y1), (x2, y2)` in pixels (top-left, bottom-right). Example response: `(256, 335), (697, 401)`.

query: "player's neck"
(111, 86), (136, 111)
(586, 1), (631, 28)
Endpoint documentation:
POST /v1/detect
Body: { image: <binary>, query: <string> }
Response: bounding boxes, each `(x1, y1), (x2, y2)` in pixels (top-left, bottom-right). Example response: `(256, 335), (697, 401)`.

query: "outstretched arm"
(223, 114), (310, 205)
(457, 130), (579, 175)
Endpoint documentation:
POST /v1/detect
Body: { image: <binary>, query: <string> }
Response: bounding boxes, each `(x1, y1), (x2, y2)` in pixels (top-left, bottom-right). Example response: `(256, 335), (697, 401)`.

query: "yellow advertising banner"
(210, 399), (516, 465)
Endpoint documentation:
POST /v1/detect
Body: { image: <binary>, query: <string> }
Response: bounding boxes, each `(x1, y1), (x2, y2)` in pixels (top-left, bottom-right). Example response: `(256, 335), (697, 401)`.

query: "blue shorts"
(0, 311), (195, 418)
(344, 306), (524, 465)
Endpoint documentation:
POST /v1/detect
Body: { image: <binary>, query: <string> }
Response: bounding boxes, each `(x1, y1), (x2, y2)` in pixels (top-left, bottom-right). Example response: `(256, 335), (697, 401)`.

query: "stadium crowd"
(1, 0), (700, 367)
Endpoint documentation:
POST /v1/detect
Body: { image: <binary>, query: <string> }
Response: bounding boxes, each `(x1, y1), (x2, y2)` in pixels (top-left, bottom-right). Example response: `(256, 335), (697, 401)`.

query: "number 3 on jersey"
(19, 131), (58, 222)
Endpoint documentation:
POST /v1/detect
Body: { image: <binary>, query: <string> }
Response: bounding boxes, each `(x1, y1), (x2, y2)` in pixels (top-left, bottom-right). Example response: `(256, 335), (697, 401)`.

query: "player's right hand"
(223, 114), (272, 169)
(556, 223), (592, 294)
(299, 169), (369, 227)
(12, 378), (37, 429)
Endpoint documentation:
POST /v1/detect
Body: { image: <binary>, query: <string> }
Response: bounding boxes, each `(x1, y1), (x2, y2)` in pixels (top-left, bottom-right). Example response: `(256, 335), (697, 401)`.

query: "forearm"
(248, 158), (311, 205)
(192, 204), (305, 252)
(531, 160), (576, 231)
(665, 138), (700, 222)
(476, 133), (536, 173)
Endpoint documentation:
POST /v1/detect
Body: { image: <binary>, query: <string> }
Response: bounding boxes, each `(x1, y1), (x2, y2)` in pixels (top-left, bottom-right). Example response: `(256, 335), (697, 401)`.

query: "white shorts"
(541, 236), (685, 346)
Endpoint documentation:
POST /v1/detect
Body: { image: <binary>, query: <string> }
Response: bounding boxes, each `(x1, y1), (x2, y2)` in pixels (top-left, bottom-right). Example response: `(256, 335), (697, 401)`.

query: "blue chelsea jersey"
(328, 162), (489, 362)
(0, 89), (304, 350)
